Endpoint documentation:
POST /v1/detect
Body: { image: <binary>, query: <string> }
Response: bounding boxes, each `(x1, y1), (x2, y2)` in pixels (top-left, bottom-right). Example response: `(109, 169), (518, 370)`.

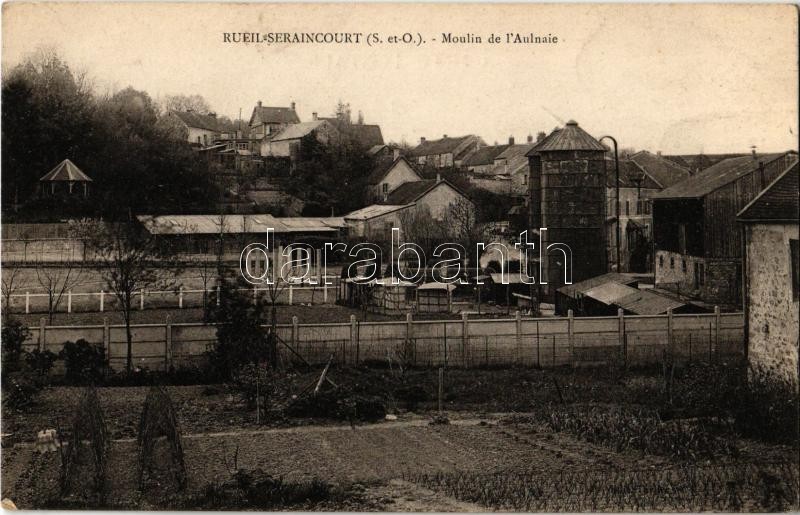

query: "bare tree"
(161, 94), (212, 114)
(77, 220), (178, 373)
(1, 265), (24, 312)
(34, 260), (85, 323)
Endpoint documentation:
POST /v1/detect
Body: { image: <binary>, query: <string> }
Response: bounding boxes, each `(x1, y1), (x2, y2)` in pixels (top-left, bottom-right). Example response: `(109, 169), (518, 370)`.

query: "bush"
(286, 387), (386, 422)
(25, 349), (58, 378)
(232, 364), (291, 416)
(1, 318), (30, 371)
(3, 373), (43, 409)
(61, 339), (106, 385)
(733, 372), (799, 444)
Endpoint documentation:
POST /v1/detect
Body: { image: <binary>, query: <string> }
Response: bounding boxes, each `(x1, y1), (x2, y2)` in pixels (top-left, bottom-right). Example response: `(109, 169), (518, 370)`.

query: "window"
(698, 263), (705, 286)
(625, 200), (630, 216)
(670, 257), (674, 269)
(382, 183), (389, 194)
(681, 259), (687, 273)
(791, 239), (799, 300)
(237, 143), (248, 150)
(659, 255), (664, 268)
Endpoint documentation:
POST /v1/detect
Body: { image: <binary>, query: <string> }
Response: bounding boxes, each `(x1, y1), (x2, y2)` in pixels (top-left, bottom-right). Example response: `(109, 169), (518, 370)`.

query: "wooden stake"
(438, 367), (444, 412)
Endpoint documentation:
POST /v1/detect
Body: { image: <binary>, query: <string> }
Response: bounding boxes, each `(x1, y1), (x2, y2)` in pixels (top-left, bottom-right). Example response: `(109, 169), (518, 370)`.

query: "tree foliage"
(1, 49), (219, 219)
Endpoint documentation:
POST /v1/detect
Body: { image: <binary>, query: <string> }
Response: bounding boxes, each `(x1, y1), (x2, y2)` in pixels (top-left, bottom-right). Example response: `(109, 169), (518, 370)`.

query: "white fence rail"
(2, 279), (341, 314)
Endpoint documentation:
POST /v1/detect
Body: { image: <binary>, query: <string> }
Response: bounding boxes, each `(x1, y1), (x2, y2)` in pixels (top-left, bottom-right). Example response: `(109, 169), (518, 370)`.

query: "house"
(470, 138), (537, 197)
(166, 110), (221, 147)
(605, 159), (662, 273)
(630, 150), (691, 188)
(408, 134), (484, 169)
(314, 113), (384, 149)
(260, 120), (338, 158)
(344, 177), (474, 239)
(651, 151), (798, 307)
(38, 159), (92, 198)
(463, 141), (511, 174)
(248, 100), (301, 141)
(737, 161), (799, 384)
(366, 157), (423, 203)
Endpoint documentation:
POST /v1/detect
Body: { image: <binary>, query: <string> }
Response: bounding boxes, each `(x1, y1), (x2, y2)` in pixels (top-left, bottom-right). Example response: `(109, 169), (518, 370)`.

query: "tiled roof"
(527, 121), (606, 152)
(250, 105), (300, 126)
(385, 180), (438, 204)
(366, 157), (420, 184)
(663, 153), (748, 172)
(463, 145), (509, 167)
(629, 151), (691, 189)
(737, 161), (799, 223)
(170, 110), (221, 132)
(409, 135), (475, 157)
(39, 159), (92, 182)
(319, 118), (384, 148)
(653, 152), (795, 200)
(606, 159), (661, 189)
(484, 144), (536, 176)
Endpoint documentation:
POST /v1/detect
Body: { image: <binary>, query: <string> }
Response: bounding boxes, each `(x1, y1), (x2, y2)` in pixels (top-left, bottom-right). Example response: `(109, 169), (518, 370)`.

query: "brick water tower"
(526, 120), (607, 298)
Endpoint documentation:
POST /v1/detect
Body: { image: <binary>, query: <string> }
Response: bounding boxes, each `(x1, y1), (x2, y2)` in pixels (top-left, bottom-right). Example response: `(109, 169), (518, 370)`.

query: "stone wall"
(746, 223), (799, 385)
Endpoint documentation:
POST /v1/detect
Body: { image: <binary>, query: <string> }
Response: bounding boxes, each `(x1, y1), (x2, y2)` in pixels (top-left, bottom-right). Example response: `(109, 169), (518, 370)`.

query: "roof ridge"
(736, 158), (799, 220)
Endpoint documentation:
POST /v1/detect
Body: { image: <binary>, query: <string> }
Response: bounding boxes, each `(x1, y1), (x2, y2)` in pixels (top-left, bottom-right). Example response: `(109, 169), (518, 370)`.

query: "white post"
(216, 285), (221, 306)
(25, 291), (30, 314)
(323, 278), (328, 303)
(99, 290), (105, 312)
(515, 310), (522, 363)
(567, 309), (575, 365)
(140, 288), (145, 310)
(67, 290), (72, 313)
(253, 286), (258, 305)
(288, 284), (293, 305)
(178, 287), (184, 309)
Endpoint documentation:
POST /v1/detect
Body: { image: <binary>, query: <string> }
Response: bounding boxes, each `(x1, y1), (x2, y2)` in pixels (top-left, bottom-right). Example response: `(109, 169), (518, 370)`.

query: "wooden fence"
(22, 308), (744, 372)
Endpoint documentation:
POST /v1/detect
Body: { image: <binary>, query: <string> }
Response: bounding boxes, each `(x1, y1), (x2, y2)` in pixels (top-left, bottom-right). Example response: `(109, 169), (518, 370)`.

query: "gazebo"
(38, 159), (92, 198)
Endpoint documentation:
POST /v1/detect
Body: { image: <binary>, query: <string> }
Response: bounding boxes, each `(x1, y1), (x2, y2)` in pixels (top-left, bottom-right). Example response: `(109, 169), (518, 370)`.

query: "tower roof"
(527, 120), (606, 153)
(39, 159), (92, 182)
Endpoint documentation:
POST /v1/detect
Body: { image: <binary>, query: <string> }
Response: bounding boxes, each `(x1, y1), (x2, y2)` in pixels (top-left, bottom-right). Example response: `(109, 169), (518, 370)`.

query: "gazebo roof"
(39, 159), (92, 182)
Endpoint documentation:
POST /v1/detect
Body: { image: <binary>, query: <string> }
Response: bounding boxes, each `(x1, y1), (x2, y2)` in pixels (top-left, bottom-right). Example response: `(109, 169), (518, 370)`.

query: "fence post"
(461, 312), (469, 367)
(667, 308), (674, 356)
(567, 309), (574, 366)
(216, 285), (221, 306)
(714, 305), (721, 358)
(405, 312), (414, 364)
(515, 310), (522, 364)
(350, 315), (358, 365)
(103, 317), (110, 365)
(165, 315), (173, 370)
(140, 288), (145, 310)
(618, 308), (625, 362)
(25, 291), (30, 314)
(67, 290), (72, 313)
(99, 290), (105, 312)
(179, 287), (184, 309)
(292, 315), (299, 350)
(38, 317), (46, 351)
(253, 286), (258, 305)
(288, 284), (293, 305)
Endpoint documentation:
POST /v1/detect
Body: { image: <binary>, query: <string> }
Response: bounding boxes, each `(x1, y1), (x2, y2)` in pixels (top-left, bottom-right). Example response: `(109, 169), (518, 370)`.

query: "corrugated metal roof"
(137, 214), (345, 235)
(557, 272), (638, 299)
(584, 282), (640, 305)
(616, 289), (686, 315)
(738, 161), (799, 223)
(39, 159), (92, 182)
(527, 121), (606, 153)
(343, 204), (411, 221)
(653, 152), (796, 199)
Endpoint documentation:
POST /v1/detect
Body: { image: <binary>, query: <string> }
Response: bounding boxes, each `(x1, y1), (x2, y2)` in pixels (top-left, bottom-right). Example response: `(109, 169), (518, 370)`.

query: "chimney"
(527, 134), (534, 143)
(443, 134), (448, 139)
(312, 112), (318, 121)
(436, 173), (442, 183)
(508, 136), (515, 145)
(420, 137), (426, 144)
(291, 101), (296, 111)
(257, 100), (262, 107)
(656, 151), (662, 157)
(209, 112), (216, 118)
(751, 145), (758, 159)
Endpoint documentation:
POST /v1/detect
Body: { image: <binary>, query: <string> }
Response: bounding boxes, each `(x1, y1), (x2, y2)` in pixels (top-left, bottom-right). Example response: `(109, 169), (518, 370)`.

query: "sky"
(3, 3), (798, 154)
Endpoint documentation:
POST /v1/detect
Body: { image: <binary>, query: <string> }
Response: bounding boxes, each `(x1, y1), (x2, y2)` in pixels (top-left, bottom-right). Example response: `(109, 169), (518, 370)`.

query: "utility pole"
(600, 135), (621, 273)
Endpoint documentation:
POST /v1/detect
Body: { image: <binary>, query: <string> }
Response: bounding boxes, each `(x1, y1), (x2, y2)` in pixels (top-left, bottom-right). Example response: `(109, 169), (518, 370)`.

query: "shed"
(38, 159), (92, 197)
(416, 282), (455, 313)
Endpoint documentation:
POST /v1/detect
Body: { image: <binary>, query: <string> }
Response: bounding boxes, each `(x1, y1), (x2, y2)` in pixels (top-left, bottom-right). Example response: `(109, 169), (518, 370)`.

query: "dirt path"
(366, 479), (491, 512)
